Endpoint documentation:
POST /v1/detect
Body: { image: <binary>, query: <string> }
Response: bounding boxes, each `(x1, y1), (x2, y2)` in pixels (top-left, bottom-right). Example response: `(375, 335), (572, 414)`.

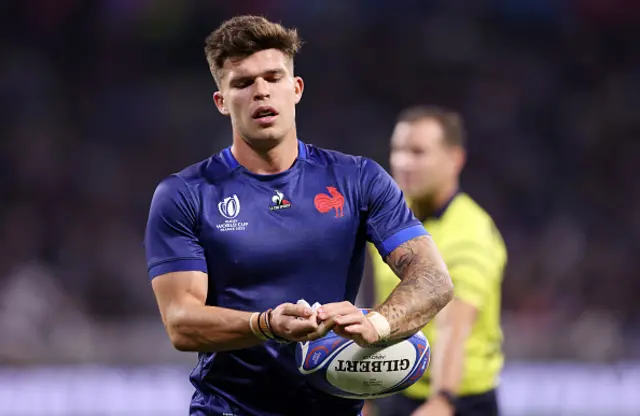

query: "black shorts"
(373, 389), (499, 416)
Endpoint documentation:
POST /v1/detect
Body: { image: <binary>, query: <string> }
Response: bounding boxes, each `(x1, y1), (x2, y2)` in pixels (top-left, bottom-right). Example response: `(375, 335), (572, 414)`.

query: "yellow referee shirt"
(371, 192), (507, 398)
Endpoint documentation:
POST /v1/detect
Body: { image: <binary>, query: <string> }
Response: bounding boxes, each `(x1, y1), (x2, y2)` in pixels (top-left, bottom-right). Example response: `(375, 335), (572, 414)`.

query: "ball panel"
(294, 311), (431, 400)
(376, 345), (431, 396)
(296, 333), (351, 374)
(326, 341), (417, 396)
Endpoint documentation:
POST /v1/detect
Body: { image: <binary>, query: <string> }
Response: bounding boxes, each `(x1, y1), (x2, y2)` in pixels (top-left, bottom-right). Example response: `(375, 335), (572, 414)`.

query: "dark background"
(1, 1), (639, 414)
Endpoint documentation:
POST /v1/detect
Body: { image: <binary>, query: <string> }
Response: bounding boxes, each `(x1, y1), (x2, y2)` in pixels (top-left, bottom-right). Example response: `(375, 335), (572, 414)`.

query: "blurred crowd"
(1, 1), (639, 364)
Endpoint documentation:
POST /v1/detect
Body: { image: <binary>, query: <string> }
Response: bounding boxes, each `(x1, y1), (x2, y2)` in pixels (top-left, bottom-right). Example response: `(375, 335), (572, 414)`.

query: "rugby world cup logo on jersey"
(218, 195), (240, 219)
(217, 195), (248, 232)
(269, 189), (291, 211)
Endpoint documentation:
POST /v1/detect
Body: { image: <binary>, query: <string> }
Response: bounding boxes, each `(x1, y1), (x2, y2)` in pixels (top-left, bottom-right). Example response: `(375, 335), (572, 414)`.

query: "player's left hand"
(311, 301), (379, 347)
(410, 396), (454, 416)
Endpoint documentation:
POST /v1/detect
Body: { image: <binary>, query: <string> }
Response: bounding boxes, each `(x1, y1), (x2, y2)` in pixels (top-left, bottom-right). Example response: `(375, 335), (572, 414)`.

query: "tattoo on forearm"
(376, 235), (453, 339)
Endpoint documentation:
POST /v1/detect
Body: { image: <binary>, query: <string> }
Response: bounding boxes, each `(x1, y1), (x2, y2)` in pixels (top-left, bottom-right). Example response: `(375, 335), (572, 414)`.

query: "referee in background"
(366, 106), (507, 416)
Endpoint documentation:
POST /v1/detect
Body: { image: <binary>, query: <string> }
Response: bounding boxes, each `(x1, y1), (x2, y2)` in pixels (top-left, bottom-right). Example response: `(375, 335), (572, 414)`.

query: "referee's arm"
(430, 298), (477, 394)
(428, 247), (492, 401)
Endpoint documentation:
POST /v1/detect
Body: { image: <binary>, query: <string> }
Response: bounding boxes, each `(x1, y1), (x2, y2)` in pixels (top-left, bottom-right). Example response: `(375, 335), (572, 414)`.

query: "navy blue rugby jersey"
(144, 140), (428, 416)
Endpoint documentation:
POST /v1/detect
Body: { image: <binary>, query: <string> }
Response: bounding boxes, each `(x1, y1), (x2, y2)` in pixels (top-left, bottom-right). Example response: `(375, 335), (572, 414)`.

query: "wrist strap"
(249, 312), (268, 341)
(251, 309), (292, 344)
(258, 310), (274, 340)
(367, 311), (391, 341)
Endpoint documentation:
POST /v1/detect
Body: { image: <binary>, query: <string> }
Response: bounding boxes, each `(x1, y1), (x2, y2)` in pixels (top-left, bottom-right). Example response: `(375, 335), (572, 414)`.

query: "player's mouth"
(252, 106), (279, 125)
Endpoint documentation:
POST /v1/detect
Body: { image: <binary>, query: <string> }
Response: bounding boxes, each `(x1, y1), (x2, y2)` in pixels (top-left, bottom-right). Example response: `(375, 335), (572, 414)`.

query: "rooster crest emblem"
(314, 186), (345, 218)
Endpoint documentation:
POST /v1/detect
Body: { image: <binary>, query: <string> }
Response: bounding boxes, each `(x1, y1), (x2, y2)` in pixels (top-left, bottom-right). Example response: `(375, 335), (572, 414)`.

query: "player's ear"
(293, 76), (304, 104)
(213, 91), (230, 116)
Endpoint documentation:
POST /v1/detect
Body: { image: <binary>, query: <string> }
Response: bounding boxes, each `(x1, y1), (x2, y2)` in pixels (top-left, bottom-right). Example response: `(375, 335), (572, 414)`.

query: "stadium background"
(1, 1), (639, 415)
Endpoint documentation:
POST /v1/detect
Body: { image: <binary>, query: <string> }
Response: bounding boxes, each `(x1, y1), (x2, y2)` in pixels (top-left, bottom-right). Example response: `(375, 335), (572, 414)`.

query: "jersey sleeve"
(143, 175), (208, 280)
(360, 158), (428, 258)
(443, 238), (498, 308)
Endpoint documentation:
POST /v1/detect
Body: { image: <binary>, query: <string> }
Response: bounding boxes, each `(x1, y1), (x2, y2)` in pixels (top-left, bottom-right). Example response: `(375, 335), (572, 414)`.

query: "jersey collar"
(430, 189), (461, 220)
(222, 139), (307, 170)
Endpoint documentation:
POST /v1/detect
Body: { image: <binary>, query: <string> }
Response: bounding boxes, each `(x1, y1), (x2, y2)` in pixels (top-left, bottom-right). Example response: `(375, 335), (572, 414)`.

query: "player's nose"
(253, 77), (270, 100)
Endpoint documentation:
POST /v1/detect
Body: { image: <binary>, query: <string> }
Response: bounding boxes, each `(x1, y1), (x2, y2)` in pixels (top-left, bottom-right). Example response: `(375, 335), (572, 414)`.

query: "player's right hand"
(270, 303), (319, 342)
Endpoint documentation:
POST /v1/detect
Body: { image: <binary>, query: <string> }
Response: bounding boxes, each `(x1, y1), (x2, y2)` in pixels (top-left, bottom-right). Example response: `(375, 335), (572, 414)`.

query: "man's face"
(390, 119), (461, 199)
(214, 49), (303, 145)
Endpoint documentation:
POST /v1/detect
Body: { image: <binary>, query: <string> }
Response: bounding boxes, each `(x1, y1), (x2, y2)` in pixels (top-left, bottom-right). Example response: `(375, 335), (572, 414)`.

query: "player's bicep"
(152, 270), (208, 326)
(144, 176), (207, 279)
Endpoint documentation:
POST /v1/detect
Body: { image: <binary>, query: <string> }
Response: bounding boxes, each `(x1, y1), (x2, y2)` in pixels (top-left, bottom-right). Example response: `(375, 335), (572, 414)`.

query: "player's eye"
(233, 80), (252, 89)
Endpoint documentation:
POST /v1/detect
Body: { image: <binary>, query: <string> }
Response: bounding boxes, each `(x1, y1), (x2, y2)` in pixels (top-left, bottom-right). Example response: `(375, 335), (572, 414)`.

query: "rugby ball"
(295, 310), (430, 399)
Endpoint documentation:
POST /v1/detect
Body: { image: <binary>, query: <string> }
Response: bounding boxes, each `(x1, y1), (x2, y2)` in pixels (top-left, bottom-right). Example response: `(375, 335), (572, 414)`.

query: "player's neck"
(230, 134), (299, 175)
(412, 181), (459, 221)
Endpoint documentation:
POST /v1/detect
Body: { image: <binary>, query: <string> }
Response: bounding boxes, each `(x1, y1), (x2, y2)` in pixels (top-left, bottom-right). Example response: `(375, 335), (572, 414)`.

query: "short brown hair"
(397, 105), (466, 149)
(204, 15), (302, 85)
